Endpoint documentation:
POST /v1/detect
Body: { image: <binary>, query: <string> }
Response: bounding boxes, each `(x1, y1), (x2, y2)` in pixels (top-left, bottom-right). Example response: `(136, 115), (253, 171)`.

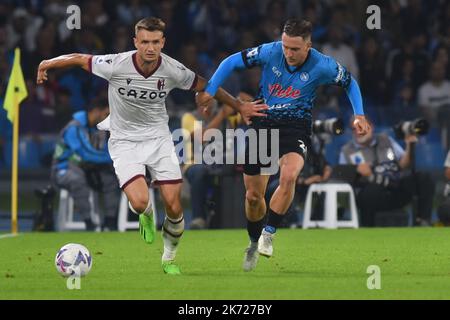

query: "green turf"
(1, 228), (450, 299)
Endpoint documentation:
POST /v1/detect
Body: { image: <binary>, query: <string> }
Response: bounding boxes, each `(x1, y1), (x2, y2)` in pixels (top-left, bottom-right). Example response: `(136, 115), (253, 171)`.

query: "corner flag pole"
(3, 48), (28, 235)
(11, 92), (19, 234)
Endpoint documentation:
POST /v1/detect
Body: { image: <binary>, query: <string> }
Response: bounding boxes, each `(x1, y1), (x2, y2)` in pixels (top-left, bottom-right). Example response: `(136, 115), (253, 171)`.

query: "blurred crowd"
(0, 0), (449, 138)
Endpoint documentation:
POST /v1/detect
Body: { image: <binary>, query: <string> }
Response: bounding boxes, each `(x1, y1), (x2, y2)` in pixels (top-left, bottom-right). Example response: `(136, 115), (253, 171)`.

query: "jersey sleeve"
(320, 54), (352, 89)
(240, 42), (276, 68)
(172, 61), (197, 90)
(90, 54), (117, 81)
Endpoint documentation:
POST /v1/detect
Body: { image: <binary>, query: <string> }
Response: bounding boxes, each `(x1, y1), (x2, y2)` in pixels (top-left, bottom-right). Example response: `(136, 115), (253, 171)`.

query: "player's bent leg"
(123, 176), (156, 244)
(158, 182), (184, 275)
(123, 175), (149, 212)
(269, 153), (304, 215)
(242, 174), (270, 271)
(259, 153), (304, 257)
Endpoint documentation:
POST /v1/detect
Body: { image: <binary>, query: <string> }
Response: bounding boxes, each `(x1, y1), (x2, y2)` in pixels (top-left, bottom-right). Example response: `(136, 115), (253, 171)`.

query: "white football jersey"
(90, 50), (197, 141)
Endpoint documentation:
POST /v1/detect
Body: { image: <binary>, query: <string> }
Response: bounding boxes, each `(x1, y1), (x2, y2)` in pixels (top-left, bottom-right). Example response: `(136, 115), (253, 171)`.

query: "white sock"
(129, 201), (153, 217)
(162, 215), (184, 262)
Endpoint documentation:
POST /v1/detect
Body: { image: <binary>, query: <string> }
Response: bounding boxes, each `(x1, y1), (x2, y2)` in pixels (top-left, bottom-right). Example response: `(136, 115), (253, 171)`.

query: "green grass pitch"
(1, 228), (450, 299)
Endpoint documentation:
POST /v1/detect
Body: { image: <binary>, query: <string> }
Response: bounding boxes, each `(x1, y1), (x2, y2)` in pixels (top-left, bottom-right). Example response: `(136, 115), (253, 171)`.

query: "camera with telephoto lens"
(312, 118), (344, 135)
(393, 118), (429, 139)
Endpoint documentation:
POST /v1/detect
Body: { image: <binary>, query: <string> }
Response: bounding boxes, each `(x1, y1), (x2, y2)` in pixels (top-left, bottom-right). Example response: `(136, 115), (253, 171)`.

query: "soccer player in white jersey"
(37, 17), (267, 275)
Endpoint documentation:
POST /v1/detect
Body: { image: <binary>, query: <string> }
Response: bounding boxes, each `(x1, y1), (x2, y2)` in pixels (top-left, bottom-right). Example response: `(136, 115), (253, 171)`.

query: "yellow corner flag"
(3, 48), (28, 122)
(3, 48), (28, 235)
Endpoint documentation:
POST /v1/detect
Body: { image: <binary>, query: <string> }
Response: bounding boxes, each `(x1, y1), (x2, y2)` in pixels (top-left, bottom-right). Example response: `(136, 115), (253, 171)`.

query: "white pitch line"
(0, 233), (19, 239)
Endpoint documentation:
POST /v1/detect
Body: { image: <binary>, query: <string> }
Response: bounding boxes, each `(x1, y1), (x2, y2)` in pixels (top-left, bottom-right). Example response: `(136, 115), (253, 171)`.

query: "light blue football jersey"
(241, 42), (351, 129)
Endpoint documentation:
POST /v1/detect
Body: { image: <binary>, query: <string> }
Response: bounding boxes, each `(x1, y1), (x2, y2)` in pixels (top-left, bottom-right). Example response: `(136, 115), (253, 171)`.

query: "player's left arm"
(345, 77), (370, 136)
(322, 55), (370, 136)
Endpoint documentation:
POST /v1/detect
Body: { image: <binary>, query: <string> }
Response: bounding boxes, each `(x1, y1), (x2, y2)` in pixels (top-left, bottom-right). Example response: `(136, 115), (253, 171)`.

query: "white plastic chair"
(302, 183), (359, 229)
(57, 189), (101, 231)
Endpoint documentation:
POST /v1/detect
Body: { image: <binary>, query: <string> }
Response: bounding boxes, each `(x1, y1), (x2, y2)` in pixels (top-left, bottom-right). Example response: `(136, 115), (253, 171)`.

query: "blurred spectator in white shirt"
(322, 25), (359, 80)
(418, 62), (450, 123)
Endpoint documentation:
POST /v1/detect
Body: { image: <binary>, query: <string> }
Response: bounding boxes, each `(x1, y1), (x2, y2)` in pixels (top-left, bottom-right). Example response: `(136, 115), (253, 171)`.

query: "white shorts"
(108, 135), (182, 188)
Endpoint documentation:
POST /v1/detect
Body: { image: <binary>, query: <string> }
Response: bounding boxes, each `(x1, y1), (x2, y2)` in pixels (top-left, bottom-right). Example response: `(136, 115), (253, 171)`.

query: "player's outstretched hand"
(238, 99), (268, 125)
(36, 60), (49, 84)
(352, 115), (370, 136)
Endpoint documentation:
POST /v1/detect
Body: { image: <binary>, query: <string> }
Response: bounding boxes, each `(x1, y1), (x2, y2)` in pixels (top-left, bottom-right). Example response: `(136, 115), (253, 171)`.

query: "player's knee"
(129, 195), (149, 213)
(165, 200), (182, 216)
(246, 190), (264, 208)
(279, 172), (297, 190)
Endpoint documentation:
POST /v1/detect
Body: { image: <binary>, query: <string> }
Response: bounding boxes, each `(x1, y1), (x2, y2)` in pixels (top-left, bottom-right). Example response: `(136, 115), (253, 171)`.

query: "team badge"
(300, 72), (309, 82)
(157, 79), (165, 90)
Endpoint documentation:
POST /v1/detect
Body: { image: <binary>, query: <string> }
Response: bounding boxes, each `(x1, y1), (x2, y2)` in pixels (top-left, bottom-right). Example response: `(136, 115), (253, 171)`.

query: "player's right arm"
(197, 43), (275, 124)
(198, 43), (272, 104)
(36, 53), (92, 84)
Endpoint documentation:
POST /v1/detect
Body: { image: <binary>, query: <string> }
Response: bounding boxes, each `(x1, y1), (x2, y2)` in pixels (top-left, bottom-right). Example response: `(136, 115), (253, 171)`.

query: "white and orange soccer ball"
(55, 243), (92, 277)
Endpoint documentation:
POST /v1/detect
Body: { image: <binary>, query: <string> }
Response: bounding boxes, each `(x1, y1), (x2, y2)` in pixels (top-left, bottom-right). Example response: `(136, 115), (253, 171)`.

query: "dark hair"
(283, 19), (312, 39)
(135, 17), (165, 35)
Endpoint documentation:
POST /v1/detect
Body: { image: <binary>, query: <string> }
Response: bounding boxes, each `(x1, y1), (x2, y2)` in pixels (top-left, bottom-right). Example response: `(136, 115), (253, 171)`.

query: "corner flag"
(3, 48), (28, 234)
(3, 48), (28, 122)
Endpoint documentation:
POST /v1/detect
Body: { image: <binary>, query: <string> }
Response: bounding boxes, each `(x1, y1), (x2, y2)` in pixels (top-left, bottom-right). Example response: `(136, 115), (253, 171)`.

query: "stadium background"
(0, 0), (449, 231)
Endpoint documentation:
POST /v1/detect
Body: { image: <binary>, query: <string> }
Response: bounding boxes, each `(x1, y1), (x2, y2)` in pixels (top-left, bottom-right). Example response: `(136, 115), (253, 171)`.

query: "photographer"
(339, 117), (435, 227)
(51, 97), (120, 231)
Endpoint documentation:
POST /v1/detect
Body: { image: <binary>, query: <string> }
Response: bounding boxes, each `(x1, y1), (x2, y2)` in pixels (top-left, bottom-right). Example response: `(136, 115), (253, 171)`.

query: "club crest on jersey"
(246, 47), (259, 58)
(157, 79), (165, 90)
(268, 83), (300, 98)
(300, 72), (309, 82)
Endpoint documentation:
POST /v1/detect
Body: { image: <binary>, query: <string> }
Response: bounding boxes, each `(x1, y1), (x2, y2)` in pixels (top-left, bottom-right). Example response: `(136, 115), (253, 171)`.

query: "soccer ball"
(55, 243), (92, 277)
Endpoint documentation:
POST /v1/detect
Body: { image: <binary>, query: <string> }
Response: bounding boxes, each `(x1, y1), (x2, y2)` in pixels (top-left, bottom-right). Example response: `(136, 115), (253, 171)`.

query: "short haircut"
(135, 17), (165, 36)
(283, 19), (312, 39)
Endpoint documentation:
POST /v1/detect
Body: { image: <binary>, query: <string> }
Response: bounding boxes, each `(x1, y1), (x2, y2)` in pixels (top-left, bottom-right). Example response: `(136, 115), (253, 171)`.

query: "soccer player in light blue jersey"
(197, 19), (370, 271)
